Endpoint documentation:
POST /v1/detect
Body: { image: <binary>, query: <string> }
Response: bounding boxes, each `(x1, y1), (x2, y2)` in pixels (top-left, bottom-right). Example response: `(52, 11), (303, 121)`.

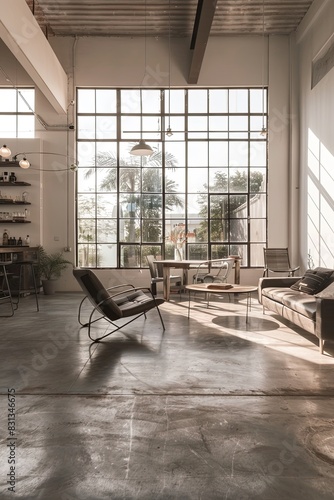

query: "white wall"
(297, 0), (334, 270)
(0, 33), (293, 289)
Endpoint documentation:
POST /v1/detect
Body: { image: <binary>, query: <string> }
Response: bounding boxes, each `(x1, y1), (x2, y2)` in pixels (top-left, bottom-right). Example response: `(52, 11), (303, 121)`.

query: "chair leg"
(0, 266), (15, 317)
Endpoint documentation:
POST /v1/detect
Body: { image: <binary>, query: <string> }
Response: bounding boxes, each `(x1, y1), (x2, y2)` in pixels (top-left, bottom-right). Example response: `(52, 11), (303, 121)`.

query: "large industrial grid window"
(76, 87), (267, 269)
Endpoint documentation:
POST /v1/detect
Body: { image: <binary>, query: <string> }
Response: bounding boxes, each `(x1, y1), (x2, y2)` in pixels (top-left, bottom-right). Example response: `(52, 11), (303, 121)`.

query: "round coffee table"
(185, 283), (258, 322)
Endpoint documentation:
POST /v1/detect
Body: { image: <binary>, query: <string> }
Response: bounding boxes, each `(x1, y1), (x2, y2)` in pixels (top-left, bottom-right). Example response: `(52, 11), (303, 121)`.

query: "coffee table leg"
(188, 290), (191, 318)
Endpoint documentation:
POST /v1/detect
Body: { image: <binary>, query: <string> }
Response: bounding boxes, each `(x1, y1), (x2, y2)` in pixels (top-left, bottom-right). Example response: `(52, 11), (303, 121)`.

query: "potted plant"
(37, 245), (72, 295)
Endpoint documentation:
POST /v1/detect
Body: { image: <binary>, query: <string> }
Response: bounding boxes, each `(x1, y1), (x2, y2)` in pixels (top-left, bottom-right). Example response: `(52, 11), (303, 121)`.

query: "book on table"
(203, 283), (233, 290)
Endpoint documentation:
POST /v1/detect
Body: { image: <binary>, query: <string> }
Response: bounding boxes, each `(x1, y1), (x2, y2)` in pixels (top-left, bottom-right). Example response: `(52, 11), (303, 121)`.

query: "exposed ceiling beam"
(0, 0), (68, 114)
(188, 0), (218, 84)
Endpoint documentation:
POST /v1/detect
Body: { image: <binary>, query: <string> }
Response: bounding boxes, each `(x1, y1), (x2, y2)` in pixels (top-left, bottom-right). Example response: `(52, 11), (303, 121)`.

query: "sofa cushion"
(315, 280), (334, 299)
(281, 293), (317, 320)
(290, 268), (333, 295)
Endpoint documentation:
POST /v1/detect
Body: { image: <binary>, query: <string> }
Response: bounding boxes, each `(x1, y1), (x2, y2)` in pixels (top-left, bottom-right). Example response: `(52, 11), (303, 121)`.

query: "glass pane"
(209, 142), (228, 167)
(188, 142), (208, 167)
(250, 219), (266, 241)
(250, 243), (265, 266)
(210, 195), (228, 218)
(96, 89), (116, 113)
(142, 245), (162, 264)
(121, 89), (140, 113)
(209, 89), (228, 113)
(165, 142), (185, 166)
(188, 244), (208, 260)
(187, 219), (207, 242)
(77, 116), (95, 139)
(189, 193), (206, 216)
(188, 89), (207, 113)
(211, 245), (229, 259)
(78, 194), (95, 217)
(229, 171), (248, 193)
(142, 219), (162, 243)
(250, 194), (266, 217)
(142, 116), (161, 139)
(77, 89), (95, 113)
(77, 142), (96, 166)
(229, 142), (248, 167)
(142, 168), (162, 193)
(230, 194), (247, 215)
(120, 245), (141, 267)
(166, 167), (185, 193)
(165, 193), (185, 217)
(97, 220), (117, 242)
(78, 168), (95, 192)
(230, 219), (247, 242)
(121, 218), (141, 243)
(188, 168), (208, 193)
(0, 89), (16, 111)
(209, 169), (228, 192)
(250, 169), (266, 193)
(142, 89), (161, 113)
(142, 194), (162, 217)
(210, 218), (228, 242)
(250, 141), (267, 167)
(17, 115), (34, 137)
(0, 115), (16, 137)
(96, 116), (116, 139)
(119, 168), (141, 192)
(167, 89), (185, 114)
(229, 89), (248, 113)
(121, 115), (141, 139)
(250, 89), (264, 113)
(120, 194), (140, 217)
(97, 244), (117, 267)
(78, 244), (96, 267)
(188, 116), (208, 139)
(78, 219), (96, 242)
(97, 194), (117, 217)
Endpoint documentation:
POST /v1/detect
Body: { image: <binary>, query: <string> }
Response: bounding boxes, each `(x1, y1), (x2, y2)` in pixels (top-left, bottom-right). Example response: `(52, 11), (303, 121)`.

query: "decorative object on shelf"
(36, 245), (72, 295)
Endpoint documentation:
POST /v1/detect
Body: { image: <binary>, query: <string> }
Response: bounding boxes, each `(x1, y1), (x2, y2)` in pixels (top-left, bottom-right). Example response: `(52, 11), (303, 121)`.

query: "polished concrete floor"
(1, 290), (334, 500)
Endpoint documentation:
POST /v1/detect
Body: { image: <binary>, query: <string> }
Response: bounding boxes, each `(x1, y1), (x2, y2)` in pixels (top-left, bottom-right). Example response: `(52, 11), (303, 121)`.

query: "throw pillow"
(315, 280), (334, 298)
(290, 269), (332, 295)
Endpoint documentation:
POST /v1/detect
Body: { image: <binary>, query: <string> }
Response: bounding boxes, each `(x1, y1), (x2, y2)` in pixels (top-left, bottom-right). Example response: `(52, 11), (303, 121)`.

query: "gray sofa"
(258, 268), (334, 354)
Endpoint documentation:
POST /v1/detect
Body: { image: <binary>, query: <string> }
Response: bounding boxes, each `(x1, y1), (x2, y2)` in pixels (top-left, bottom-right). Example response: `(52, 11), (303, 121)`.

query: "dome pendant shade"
(130, 140), (153, 156)
(19, 157), (30, 169)
(0, 145), (11, 158)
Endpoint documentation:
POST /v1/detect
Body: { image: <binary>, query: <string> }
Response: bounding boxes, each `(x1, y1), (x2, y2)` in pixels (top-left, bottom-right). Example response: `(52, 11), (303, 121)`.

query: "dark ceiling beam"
(188, 0), (218, 84)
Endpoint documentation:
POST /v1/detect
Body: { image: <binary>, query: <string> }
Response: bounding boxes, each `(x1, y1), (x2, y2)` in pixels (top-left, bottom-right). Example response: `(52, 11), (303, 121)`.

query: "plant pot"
(42, 279), (57, 295)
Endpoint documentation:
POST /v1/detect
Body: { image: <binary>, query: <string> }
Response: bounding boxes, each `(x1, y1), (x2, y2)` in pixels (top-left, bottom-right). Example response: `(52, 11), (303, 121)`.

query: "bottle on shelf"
(17, 236), (22, 246)
(3, 228), (9, 246)
(24, 234), (30, 246)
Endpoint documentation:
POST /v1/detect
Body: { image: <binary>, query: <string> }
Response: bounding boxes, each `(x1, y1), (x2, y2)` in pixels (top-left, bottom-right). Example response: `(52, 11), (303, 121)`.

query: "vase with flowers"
(169, 224), (188, 261)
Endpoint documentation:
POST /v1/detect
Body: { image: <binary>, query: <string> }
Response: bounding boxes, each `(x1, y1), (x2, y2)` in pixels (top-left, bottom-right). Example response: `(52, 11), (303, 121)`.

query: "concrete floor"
(1, 291), (334, 500)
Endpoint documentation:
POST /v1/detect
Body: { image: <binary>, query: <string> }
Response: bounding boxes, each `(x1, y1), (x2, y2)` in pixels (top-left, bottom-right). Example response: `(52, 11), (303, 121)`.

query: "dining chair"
(263, 247), (300, 277)
(146, 255), (182, 295)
